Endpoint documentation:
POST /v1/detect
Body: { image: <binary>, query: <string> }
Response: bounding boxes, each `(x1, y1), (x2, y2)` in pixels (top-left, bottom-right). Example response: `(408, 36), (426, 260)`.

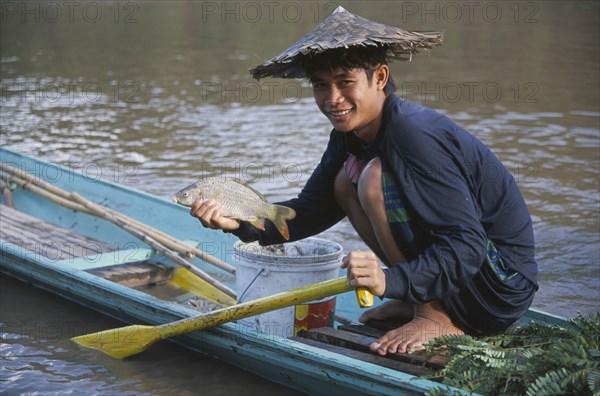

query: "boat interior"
(0, 201), (449, 378)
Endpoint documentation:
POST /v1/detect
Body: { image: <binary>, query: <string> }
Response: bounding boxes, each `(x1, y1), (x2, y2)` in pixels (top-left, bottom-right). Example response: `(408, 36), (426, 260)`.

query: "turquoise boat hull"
(0, 147), (566, 395)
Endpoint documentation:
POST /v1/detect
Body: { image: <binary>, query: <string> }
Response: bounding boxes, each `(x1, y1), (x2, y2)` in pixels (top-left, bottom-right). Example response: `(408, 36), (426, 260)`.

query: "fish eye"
(183, 192), (189, 197)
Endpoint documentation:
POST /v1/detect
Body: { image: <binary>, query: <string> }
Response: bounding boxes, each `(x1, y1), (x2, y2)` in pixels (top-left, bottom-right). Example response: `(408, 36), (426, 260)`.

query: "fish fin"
(229, 177), (267, 202)
(269, 205), (296, 241)
(248, 216), (266, 231)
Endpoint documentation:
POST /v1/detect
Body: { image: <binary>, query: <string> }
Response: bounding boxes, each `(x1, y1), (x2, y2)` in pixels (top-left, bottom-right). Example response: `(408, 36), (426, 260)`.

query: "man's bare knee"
(357, 158), (383, 207)
(334, 167), (357, 210)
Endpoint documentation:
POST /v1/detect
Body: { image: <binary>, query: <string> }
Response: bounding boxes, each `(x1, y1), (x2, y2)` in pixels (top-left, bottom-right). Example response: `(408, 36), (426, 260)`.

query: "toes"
(406, 342), (426, 353)
(374, 333), (398, 356)
(372, 328), (417, 354)
(369, 342), (381, 352)
(386, 343), (398, 354)
(375, 344), (388, 356)
(396, 341), (411, 354)
(371, 341), (393, 356)
(400, 341), (421, 353)
(371, 334), (390, 355)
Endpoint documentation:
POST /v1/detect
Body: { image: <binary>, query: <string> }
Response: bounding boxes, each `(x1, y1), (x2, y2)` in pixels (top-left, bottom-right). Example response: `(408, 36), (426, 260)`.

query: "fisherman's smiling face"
(310, 64), (389, 144)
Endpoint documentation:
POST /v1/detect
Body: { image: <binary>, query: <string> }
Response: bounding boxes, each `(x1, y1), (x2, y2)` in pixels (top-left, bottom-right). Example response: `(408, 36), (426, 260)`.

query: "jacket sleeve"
(382, 113), (488, 304)
(231, 130), (347, 246)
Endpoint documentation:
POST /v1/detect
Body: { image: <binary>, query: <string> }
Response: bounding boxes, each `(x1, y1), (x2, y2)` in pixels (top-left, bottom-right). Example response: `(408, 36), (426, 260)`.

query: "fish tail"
(269, 205), (296, 241)
(248, 217), (266, 231)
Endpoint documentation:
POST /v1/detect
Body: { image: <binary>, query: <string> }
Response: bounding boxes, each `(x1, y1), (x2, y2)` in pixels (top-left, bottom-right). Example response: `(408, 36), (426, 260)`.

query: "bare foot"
(359, 299), (414, 323)
(369, 302), (464, 355)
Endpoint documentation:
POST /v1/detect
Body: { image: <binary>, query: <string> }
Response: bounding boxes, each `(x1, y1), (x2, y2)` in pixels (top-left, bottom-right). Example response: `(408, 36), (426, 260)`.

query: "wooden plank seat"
(2, 204), (446, 377)
(292, 324), (448, 377)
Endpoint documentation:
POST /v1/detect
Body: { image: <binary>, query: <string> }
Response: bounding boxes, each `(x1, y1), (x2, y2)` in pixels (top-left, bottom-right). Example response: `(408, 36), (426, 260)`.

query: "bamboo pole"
(0, 163), (235, 274)
(0, 170), (237, 303)
(108, 208), (236, 274)
(0, 165), (237, 298)
(0, 171), (89, 213)
(68, 192), (236, 299)
(0, 180), (15, 208)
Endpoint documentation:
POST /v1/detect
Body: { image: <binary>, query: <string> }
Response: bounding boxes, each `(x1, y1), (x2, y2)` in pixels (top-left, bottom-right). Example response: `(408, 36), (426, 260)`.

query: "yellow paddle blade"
(72, 325), (162, 359)
(170, 268), (236, 307)
(73, 277), (354, 359)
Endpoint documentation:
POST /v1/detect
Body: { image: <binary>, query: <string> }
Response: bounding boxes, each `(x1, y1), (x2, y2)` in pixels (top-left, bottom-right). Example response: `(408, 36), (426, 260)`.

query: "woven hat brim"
(251, 6), (443, 80)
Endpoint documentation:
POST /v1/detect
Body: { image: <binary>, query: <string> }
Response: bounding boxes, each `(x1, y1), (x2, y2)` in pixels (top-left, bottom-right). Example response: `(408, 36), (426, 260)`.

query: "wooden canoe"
(0, 147), (567, 395)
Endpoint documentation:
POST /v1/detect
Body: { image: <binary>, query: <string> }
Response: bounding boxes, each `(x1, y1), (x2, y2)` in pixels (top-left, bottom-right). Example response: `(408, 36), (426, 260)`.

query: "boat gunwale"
(0, 147), (568, 395)
(0, 240), (457, 395)
(0, 147), (180, 213)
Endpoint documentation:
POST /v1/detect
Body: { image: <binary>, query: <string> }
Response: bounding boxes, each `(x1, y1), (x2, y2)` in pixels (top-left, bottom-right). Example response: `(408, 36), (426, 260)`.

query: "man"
(191, 7), (538, 355)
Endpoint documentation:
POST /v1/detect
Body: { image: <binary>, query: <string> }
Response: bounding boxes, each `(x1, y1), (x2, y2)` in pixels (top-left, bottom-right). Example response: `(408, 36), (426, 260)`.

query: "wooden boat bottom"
(0, 204), (116, 261)
(0, 204), (225, 313)
(1, 200), (446, 379)
(89, 261), (224, 313)
(0, 204), (173, 288)
(293, 323), (448, 378)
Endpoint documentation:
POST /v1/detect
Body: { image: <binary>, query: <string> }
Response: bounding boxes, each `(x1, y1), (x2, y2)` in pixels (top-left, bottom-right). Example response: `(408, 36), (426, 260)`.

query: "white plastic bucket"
(234, 237), (342, 338)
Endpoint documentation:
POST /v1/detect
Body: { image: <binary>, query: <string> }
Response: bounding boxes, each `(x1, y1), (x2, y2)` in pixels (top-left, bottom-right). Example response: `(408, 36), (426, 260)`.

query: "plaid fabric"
(343, 154), (517, 282)
(382, 170), (410, 223)
(381, 164), (518, 282)
(343, 154), (366, 184)
(485, 240), (518, 281)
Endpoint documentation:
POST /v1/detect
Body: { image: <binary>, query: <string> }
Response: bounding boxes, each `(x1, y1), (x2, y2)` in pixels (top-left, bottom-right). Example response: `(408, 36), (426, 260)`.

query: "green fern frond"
(422, 313), (600, 395)
(587, 368), (600, 393)
(571, 313), (600, 342)
(425, 386), (468, 396)
(525, 368), (570, 396)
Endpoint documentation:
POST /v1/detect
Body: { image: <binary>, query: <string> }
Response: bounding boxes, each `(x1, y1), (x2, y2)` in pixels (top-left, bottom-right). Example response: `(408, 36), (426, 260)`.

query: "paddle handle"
(355, 288), (374, 308)
(158, 277), (355, 339)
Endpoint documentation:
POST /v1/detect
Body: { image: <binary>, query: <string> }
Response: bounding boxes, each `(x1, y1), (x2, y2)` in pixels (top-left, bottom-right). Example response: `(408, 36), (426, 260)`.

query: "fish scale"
(197, 178), (270, 220)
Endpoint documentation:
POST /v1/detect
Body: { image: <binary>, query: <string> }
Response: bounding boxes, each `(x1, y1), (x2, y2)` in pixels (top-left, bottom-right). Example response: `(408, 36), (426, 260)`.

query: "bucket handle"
(237, 268), (266, 303)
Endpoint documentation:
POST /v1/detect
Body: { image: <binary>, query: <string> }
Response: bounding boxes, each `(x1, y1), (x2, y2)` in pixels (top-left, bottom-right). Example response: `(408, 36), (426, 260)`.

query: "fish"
(172, 177), (296, 240)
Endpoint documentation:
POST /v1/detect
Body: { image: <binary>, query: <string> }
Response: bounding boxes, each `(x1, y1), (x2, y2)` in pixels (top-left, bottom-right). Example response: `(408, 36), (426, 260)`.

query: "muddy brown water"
(1, 2), (598, 394)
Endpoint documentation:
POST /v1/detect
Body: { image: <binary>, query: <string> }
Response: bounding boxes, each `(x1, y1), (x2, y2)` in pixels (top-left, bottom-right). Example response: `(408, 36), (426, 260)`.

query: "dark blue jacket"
(232, 94), (538, 304)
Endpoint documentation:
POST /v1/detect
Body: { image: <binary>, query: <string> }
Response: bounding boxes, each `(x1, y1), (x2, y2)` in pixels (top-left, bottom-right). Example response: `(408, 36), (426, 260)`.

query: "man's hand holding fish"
(189, 199), (240, 231)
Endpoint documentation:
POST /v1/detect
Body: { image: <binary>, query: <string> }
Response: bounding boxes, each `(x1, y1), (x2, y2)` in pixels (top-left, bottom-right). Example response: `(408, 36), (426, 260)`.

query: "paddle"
(72, 276), (372, 359)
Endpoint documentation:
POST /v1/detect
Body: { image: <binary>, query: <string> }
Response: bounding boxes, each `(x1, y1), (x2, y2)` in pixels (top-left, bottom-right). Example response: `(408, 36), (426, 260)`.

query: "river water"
(1, 1), (598, 395)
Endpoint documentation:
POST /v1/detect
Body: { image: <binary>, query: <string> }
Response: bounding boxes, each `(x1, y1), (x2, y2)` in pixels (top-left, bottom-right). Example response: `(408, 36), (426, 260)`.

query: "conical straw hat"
(251, 6), (443, 80)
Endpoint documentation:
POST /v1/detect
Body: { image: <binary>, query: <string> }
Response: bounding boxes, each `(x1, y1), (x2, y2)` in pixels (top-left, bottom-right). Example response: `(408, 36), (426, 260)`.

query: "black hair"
(302, 46), (396, 95)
